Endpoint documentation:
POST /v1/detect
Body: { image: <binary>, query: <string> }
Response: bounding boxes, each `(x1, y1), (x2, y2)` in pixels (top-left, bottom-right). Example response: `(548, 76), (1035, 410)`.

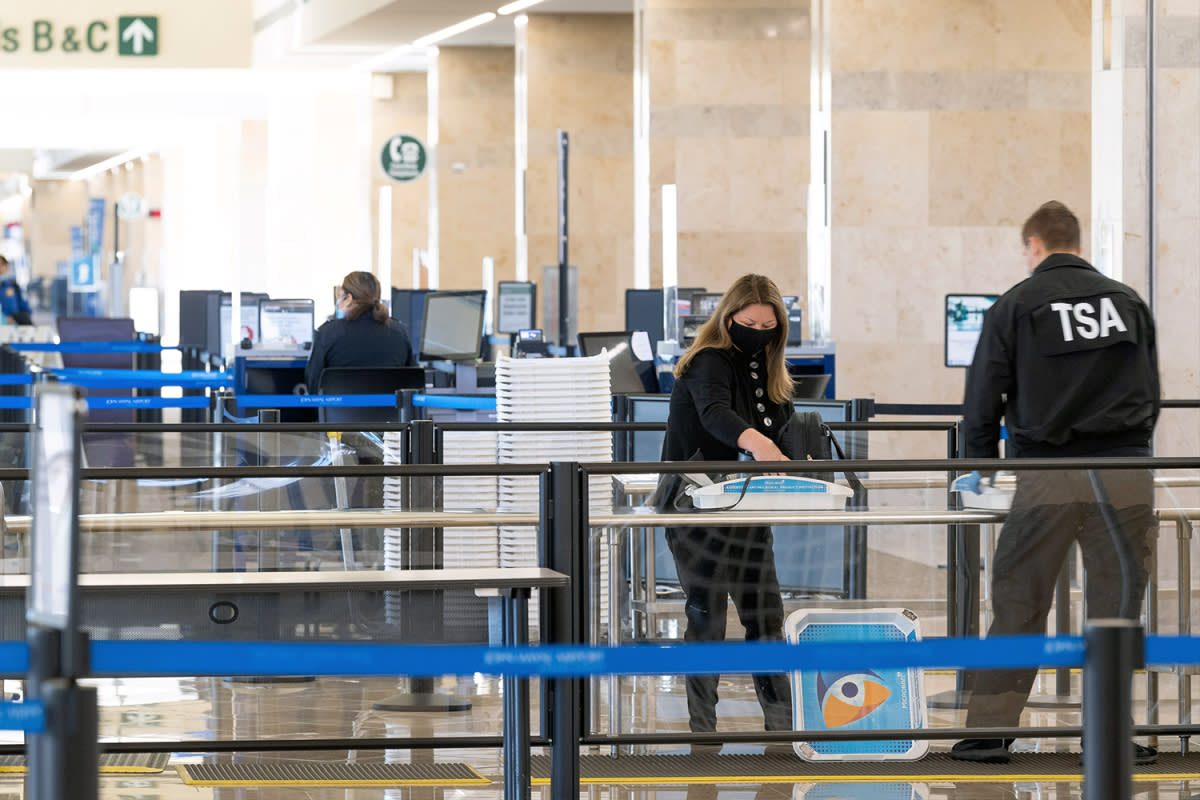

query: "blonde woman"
(661, 273), (794, 737)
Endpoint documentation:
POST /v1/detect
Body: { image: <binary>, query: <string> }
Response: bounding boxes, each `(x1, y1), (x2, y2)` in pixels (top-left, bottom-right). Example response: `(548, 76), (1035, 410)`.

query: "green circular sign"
(381, 134), (427, 182)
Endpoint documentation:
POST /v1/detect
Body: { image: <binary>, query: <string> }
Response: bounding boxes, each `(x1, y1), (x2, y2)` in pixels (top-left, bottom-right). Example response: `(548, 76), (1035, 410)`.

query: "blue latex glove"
(961, 471), (996, 495)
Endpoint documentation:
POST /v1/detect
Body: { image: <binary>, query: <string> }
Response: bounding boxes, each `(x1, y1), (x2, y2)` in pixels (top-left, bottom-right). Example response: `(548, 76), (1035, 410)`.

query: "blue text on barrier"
(0, 636), (1191, 680)
(6, 342), (176, 354)
(0, 701), (44, 733)
(233, 394), (398, 409)
(413, 394), (497, 411)
(0, 396), (213, 411)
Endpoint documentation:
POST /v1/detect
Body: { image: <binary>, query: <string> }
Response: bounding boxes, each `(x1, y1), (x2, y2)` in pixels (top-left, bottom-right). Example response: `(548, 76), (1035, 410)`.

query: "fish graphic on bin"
(786, 608), (928, 761)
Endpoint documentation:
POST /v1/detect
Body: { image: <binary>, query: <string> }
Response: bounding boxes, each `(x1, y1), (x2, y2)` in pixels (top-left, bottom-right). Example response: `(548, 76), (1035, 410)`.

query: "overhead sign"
(380, 134), (427, 183)
(0, 3), (251, 68)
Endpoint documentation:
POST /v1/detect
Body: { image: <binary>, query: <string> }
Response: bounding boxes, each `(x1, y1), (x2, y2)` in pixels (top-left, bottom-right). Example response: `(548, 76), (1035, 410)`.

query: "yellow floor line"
(175, 765), (491, 787)
(0, 765), (164, 775)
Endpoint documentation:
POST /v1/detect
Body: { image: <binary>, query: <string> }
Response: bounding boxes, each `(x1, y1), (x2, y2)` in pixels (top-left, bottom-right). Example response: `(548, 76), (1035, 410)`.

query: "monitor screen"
(218, 293), (266, 356)
(945, 293), (999, 367)
(419, 291), (486, 362)
(259, 299), (315, 348)
(496, 281), (537, 334)
(691, 293), (723, 317)
(578, 331), (658, 394)
(391, 288), (432, 340)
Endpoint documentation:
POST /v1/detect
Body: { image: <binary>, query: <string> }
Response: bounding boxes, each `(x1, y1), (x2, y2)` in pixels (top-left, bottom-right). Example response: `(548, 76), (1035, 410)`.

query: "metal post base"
(372, 692), (472, 712)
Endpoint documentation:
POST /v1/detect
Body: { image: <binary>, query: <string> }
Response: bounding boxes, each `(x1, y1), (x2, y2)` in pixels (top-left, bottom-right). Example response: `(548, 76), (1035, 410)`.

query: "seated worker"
(0, 256), (32, 325)
(304, 270), (416, 394)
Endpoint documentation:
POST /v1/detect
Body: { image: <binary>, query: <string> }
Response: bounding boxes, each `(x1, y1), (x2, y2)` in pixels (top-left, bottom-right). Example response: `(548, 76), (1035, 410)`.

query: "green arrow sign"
(118, 16), (157, 56)
(380, 134), (427, 182)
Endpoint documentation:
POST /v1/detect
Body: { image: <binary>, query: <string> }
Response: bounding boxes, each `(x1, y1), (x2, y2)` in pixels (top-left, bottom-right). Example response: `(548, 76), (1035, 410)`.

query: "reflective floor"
(0, 666), (1194, 799)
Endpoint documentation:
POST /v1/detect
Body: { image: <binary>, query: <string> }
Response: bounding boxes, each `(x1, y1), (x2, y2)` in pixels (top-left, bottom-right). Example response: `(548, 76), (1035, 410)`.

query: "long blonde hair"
(674, 274), (794, 404)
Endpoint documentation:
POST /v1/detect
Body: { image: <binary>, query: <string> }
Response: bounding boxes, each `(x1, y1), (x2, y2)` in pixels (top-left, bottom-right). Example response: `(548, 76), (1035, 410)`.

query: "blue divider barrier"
(0, 701), (44, 733)
(414, 394), (498, 411)
(0, 375), (33, 386)
(6, 342), (176, 353)
(234, 393), (397, 409)
(0, 634), (1190, 678)
(0, 396), (212, 411)
(52, 369), (231, 389)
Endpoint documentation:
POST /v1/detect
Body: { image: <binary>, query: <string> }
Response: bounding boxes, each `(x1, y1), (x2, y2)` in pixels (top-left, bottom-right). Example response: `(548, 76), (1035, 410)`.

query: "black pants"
(966, 459), (1155, 728)
(666, 524), (793, 732)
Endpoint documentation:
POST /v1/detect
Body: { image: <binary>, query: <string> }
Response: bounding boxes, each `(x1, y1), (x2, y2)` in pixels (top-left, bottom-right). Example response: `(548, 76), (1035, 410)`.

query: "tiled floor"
(0, 667), (1193, 799)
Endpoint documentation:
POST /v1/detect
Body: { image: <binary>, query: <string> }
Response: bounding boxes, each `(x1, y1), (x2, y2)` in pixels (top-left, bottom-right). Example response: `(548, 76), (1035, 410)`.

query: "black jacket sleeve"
(304, 325), (332, 394)
(684, 349), (753, 449)
(962, 304), (1013, 458)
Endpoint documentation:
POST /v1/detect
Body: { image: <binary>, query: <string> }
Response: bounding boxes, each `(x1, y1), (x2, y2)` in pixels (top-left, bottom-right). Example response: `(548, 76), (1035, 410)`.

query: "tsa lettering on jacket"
(1033, 294), (1137, 356)
(1049, 297), (1127, 341)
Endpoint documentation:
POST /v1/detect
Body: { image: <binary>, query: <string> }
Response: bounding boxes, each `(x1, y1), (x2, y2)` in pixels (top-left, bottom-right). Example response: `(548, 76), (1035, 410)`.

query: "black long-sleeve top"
(304, 315), (416, 394)
(661, 346), (791, 462)
(963, 253), (1160, 458)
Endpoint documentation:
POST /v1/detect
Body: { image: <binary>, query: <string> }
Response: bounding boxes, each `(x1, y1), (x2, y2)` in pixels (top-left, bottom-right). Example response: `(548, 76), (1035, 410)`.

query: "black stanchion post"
(544, 461), (583, 800)
(556, 130), (570, 354)
(374, 418), (469, 711)
(1083, 619), (1140, 800)
(24, 384), (97, 800)
(399, 388), (418, 424)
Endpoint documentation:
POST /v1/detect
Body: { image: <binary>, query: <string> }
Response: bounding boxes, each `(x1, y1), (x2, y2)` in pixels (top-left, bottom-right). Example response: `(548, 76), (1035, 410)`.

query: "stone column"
(830, 0), (1091, 402)
(524, 13), (634, 333)
(372, 72), (429, 290)
(437, 47), (516, 291)
(644, 1), (810, 320)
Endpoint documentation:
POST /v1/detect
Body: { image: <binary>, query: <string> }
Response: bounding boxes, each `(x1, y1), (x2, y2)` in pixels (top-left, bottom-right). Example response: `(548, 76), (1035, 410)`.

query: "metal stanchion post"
(373, 419), (469, 711)
(544, 462), (584, 800)
(24, 385), (98, 800)
(1082, 619), (1139, 800)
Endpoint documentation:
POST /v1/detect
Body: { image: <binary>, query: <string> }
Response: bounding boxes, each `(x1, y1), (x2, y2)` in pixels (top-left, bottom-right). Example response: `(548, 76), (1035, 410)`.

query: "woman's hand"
(736, 428), (788, 466)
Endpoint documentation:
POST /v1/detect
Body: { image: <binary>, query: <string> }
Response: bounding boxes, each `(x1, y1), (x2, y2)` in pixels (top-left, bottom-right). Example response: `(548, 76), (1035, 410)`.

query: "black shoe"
(950, 738), (1013, 764)
(1078, 742), (1158, 766)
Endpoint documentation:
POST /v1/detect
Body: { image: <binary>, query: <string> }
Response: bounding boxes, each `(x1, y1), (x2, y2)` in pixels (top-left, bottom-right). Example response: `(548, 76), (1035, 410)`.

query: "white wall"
(0, 68), (373, 343)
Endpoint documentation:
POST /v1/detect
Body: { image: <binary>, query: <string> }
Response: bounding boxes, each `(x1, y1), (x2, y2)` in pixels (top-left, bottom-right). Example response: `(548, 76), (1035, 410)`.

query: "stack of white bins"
(381, 430), (500, 639)
(495, 355), (614, 636)
(440, 431), (499, 637)
(381, 432), (407, 626)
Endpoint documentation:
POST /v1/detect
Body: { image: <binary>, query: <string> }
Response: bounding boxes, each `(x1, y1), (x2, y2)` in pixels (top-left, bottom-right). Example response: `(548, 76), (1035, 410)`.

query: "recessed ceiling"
(258, 0), (632, 60)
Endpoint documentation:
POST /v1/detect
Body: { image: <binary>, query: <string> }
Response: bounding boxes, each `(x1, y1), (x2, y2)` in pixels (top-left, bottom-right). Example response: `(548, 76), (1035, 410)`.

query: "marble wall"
(1120, 3), (1200, 455)
(438, 47), (516, 292)
(645, 0), (811, 319)
(525, 14), (634, 334)
(371, 72), (429, 290)
(830, 0), (1092, 406)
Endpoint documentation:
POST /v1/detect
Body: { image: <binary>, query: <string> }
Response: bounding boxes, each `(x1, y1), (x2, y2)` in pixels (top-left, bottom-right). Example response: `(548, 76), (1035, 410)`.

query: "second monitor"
(419, 290), (487, 363)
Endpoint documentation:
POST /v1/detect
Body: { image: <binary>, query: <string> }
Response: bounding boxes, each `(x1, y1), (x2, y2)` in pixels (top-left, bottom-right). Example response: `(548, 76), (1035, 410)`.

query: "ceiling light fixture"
(497, 0), (547, 14)
(412, 12), (497, 47)
(66, 150), (148, 182)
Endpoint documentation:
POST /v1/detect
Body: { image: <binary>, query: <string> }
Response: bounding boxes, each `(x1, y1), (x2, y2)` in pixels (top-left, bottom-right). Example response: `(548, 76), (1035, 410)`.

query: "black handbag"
(775, 411), (864, 493)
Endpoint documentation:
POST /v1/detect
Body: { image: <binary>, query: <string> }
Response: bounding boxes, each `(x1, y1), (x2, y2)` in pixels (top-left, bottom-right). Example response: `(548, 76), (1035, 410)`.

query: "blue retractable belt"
(6, 342), (175, 353)
(413, 394), (497, 411)
(233, 394), (398, 409)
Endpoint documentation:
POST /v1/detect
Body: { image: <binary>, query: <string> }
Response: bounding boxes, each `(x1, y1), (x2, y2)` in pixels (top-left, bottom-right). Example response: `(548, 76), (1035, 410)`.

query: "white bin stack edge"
(495, 354), (613, 636)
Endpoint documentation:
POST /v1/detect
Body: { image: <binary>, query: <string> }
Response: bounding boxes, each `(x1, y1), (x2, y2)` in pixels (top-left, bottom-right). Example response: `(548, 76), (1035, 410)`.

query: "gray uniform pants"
(966, 461), (1155, 728)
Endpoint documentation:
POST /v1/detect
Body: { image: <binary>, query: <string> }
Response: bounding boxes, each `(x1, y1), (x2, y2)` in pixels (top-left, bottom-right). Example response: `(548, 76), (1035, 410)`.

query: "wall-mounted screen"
(259, 299), (315, 348)
(945, 294), (999, 367)
(496, 281), (536, 334)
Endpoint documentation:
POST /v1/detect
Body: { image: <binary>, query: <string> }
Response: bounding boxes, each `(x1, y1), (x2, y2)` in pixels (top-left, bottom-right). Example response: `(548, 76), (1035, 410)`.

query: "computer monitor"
(419, 290), (487, 362)
(690, 292), (723, 317)
(624, 287), (708, 352)
(258, 299), (315, 349)
(218, 292), (268, 356)
(945, 293), (999, 367)
(496, 281), (537, 334)
(391, 288), (432, 340)
(578, 331), (659, 394)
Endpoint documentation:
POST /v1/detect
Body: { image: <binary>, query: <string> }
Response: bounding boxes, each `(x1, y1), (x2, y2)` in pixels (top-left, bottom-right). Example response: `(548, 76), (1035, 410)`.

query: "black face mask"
(728, 321), (777, 355)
